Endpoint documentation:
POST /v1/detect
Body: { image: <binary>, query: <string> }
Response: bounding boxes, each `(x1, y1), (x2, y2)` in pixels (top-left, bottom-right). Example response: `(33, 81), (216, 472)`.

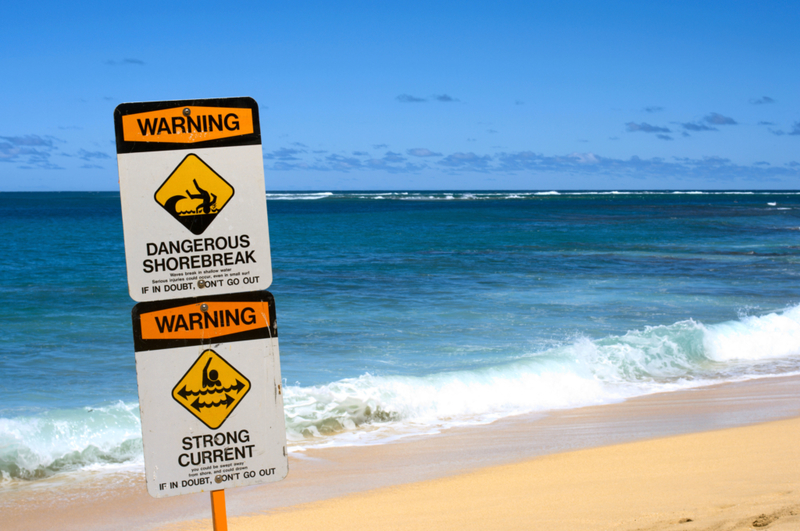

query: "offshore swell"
(1, 190), (799, 483)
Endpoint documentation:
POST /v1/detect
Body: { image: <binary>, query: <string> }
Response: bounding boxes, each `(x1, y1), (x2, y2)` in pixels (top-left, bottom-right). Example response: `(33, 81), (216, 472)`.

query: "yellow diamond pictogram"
(154, 154), (235, 235)
(172, 350), (251, 429)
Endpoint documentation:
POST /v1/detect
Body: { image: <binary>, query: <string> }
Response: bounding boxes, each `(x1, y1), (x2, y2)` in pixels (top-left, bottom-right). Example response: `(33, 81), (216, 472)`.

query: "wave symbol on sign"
(171, 350), (251, 429)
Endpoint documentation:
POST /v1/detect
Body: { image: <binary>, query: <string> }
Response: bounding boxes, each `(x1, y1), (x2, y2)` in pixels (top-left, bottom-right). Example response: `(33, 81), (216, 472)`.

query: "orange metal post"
(210, 489), (228, 531)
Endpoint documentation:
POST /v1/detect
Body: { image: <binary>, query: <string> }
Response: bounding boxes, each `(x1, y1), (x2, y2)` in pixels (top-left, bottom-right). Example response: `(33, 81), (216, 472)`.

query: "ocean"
(1, 190), (800, 484)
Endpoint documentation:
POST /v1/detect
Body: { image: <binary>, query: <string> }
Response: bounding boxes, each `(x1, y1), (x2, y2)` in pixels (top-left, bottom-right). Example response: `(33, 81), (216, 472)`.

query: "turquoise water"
(2, 191), (800, 480)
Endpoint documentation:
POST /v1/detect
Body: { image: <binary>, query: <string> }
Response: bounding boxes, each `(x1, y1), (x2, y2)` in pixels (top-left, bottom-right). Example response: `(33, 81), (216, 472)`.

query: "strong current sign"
(132, 291), (288, 498)
(115, 97), (272, 302)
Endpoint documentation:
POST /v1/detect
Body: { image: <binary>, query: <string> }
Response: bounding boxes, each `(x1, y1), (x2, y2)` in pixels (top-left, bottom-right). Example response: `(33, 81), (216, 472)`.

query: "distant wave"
(3, 306), (799, 480)
(264, 191), (800, 201)
(265, 192), (334, 200)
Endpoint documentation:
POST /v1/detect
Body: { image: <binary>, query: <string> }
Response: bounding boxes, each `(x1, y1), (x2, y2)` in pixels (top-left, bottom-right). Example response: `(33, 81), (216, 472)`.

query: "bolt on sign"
(115, 97), (272, 302)
(132, 291), (288, 498)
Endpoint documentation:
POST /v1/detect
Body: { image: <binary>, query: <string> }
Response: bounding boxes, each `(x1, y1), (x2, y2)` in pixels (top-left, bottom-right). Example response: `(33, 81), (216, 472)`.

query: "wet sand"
(4, 375), (800, 531)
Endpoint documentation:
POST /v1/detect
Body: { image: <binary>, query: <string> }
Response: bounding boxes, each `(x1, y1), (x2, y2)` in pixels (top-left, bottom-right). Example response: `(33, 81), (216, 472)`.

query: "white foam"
(704, 306), (800, 361)
(0, 401), (142, 481)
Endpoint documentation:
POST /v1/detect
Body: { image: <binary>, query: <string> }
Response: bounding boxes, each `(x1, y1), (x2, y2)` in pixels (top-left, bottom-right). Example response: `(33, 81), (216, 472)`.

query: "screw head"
(183, 107), (191, 116)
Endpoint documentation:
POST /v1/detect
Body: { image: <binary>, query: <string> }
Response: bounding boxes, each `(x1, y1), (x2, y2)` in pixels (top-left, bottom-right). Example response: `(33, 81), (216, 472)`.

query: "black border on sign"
(132, 290), (277, 352)
(114, 96), (261, 154)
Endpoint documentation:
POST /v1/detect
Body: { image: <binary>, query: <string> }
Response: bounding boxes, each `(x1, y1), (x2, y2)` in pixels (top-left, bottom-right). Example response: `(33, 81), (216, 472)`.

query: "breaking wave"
(282, 305), (800, 448)
(3, 306), (799, 478)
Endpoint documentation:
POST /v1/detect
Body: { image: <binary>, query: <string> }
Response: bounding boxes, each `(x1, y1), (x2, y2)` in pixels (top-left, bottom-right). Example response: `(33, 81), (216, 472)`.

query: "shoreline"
(3, 374), (800, 530)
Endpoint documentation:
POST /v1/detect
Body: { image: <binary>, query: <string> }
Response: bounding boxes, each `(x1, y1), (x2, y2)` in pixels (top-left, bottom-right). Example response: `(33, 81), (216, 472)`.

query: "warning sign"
(172, 350), (251, 429)
(132, 291), (287, 498)
(115, 97), (272, 302)
(155, 154), (235, 235)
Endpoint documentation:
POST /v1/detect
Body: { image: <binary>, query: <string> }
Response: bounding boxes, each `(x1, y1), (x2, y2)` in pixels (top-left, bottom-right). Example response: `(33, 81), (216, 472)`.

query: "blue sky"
(1, 0), (798, 191)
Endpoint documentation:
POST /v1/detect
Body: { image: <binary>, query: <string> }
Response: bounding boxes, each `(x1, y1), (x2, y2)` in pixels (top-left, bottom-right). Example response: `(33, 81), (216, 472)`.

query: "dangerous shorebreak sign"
(115, 97), (272, 302)
(132, 291), (288, 498)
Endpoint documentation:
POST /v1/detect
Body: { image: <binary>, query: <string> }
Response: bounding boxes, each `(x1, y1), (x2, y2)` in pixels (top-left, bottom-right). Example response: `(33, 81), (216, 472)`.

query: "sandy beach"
(5, 375), (800, 531)
(170, 416), (800, 531)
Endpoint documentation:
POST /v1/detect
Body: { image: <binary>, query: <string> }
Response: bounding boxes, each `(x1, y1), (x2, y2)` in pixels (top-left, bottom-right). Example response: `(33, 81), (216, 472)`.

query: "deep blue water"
(2, 190), (800, 480)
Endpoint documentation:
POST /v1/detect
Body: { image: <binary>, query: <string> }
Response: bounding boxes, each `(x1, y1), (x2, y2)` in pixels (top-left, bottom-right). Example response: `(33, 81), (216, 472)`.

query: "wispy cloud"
(644, 106), (664, 113)
(626, 122), (671, 133)
(381, 151), (406, 163)
(438, 152), (493, 171)
(396, 94), (460, 103)
(749, 96), (775, 105)
(407, 148), (442, 157)
(396, 94), (426, 103)
(681, 122), (717, 132)
(264, 147), (306, 161)
(704, 112), (737, 125)
(261, 142), (800, 183)
(492, 150), (799, 182)
(105, 58), (145, 66)
(433, 94), (459, 102)
(0, 134), (63, 169)
(364, 152), (428, 173)
(77, 149), (111, 161)
(326, 154), (363, 170)
(768, 121), (800, 136)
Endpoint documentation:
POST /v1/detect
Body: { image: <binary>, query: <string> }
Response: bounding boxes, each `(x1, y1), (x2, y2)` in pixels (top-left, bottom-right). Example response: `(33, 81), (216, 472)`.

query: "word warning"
(115, 97), (272, 303)
(132, 291), (287, 498)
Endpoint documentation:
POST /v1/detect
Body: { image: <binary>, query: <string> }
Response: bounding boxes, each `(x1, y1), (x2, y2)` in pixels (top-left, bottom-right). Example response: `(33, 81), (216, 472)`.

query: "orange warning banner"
(121, 106), (254, 143)
(139, 300), (270, 340)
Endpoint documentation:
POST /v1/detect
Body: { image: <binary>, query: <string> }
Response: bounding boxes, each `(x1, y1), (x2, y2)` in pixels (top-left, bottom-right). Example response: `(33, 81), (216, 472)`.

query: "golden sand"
(168, 416), (800, 531)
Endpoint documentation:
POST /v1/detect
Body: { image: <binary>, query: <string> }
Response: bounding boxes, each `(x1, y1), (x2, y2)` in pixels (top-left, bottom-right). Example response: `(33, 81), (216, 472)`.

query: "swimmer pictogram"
(154, 154), (234, 235)
(172, 350), (251, 429)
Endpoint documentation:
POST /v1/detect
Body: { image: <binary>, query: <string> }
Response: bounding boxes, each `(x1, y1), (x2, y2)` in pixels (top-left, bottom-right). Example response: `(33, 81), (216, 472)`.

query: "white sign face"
(115, 98), (272, 302)
(132, 291), (288, 498)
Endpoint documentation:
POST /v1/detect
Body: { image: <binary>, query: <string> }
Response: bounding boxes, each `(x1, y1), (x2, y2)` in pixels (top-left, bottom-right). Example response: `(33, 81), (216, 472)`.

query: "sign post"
(115, 97), (287, 528)
(211, 490), (227, 531)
